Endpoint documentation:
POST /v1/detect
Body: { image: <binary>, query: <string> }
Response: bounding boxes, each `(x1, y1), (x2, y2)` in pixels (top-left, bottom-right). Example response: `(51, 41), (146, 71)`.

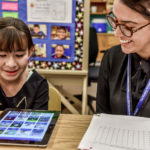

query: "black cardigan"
(96, 45), (150, 117)
(0, 70), (48, 110)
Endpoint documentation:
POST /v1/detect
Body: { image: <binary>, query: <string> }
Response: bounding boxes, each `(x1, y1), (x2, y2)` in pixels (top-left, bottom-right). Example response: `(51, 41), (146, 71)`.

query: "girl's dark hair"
(121, 0), (150, 20)
(0, 17), (34, 52)
(55, 44), (64, 50)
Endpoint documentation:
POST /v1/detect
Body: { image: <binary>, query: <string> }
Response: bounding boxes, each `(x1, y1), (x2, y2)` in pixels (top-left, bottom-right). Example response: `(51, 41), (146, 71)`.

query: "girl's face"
(113, 0), (150, 59)
(0, 47), (32, 83)
(55, 46), (64, 58)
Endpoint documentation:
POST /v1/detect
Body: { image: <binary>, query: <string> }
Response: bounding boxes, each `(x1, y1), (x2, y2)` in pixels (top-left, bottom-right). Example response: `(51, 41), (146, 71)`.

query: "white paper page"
(93, 143), (130, 150)
(27, 0), (72, 23)
(78, 114), (150, 150)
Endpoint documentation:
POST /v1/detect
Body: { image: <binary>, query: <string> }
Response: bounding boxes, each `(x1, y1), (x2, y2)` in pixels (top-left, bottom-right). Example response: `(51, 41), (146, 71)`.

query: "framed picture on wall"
(51, 26), (70, 40)
(28, 24), (47, 39)
(51, 44), (71, 60)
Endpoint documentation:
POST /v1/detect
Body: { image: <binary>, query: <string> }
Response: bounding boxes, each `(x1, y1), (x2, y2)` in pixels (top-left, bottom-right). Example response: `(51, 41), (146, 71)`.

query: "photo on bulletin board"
(28, 24), (47, 39)
(32, 43), (46, 58)
(51, 26), (70, 40)
(51, 44), (71, 60)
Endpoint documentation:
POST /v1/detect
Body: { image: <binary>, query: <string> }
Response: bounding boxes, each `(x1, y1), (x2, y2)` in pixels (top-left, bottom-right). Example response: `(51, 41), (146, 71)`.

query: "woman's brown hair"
(121, 0), (150, 20)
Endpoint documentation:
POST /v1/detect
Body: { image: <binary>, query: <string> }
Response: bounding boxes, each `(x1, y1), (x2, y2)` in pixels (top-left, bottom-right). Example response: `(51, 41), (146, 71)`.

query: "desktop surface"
(0, 114), (92, 150)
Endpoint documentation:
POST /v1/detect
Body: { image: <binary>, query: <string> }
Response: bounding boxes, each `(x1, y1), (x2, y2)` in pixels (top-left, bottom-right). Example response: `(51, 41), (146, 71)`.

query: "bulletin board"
(0, 0), (87, 71)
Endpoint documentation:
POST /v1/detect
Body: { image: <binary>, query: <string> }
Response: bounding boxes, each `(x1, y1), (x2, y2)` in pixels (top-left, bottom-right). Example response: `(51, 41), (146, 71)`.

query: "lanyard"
(127, 54), (150, 116)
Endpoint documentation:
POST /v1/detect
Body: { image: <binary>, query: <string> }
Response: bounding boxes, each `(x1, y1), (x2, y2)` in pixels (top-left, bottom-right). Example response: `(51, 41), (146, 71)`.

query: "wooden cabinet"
(90, 0), (114, 15)
(97, 33), (120, 61)
(90, 0), (107, 15)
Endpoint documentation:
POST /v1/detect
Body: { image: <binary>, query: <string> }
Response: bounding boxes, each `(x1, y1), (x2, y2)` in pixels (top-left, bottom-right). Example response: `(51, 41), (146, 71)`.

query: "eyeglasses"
(106, 11), (150, 37)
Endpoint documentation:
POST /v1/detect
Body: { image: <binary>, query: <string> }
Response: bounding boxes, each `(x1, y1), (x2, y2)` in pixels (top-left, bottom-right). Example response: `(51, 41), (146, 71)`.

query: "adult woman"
(96, 0), (150, 117)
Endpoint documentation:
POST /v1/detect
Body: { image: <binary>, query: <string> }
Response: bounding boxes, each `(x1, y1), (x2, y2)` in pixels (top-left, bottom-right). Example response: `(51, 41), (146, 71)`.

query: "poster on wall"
(27, 0), (72, 23)
(0, 0), (84, 70)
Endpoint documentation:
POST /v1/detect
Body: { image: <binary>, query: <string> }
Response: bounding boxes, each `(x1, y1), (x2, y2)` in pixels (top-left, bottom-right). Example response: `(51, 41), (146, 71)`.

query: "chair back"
(88, 27), (98, 64)
(48, 81), (61, 111)
(88, 27), (100, 86)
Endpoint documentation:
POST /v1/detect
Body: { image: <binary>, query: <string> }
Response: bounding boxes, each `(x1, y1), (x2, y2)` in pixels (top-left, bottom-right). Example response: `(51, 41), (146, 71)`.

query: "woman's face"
(0, 46), (32, 83)
(113, 0), (150, 59)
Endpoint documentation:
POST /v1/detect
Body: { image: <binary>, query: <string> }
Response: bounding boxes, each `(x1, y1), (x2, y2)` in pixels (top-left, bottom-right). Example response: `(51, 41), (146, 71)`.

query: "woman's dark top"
(0, 70), (49, 110)
(96, 45), (150, 117)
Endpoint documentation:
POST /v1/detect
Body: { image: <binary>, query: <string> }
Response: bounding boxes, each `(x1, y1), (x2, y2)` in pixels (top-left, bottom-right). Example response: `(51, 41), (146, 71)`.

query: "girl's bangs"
(0, 27), (27, 52)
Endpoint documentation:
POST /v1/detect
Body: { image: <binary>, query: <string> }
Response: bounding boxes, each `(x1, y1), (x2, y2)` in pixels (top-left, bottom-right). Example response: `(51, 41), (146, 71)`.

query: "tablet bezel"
(0, 108), (60, 147)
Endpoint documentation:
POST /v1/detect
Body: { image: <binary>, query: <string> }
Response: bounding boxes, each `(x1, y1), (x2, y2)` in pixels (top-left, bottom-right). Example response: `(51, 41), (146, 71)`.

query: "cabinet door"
(97, 33), (120, 61)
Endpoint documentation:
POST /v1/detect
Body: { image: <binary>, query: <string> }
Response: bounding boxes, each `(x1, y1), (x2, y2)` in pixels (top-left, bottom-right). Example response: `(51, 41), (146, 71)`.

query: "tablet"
(0, 108), (60, 147)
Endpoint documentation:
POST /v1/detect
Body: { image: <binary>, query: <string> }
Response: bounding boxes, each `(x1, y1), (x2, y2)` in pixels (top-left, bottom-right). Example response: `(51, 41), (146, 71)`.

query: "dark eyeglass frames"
(106, 12), (150, 37)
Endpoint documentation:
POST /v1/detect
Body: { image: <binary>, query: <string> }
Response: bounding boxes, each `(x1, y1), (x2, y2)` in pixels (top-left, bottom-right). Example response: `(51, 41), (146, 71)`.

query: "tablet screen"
(0, 109), (60, 147)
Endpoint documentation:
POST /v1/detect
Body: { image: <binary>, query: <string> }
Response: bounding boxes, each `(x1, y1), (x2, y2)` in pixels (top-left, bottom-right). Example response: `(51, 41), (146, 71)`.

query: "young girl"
(0, 17), (48, 110)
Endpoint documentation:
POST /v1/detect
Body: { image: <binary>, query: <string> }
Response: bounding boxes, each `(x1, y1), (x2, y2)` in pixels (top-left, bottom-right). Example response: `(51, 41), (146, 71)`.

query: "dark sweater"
(0, 70), (48, 110)
(96, 45), (150, 117)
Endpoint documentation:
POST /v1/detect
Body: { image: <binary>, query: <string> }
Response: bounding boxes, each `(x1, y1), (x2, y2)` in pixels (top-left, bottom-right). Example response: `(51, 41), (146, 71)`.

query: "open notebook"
(78, 113), (150, 150)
